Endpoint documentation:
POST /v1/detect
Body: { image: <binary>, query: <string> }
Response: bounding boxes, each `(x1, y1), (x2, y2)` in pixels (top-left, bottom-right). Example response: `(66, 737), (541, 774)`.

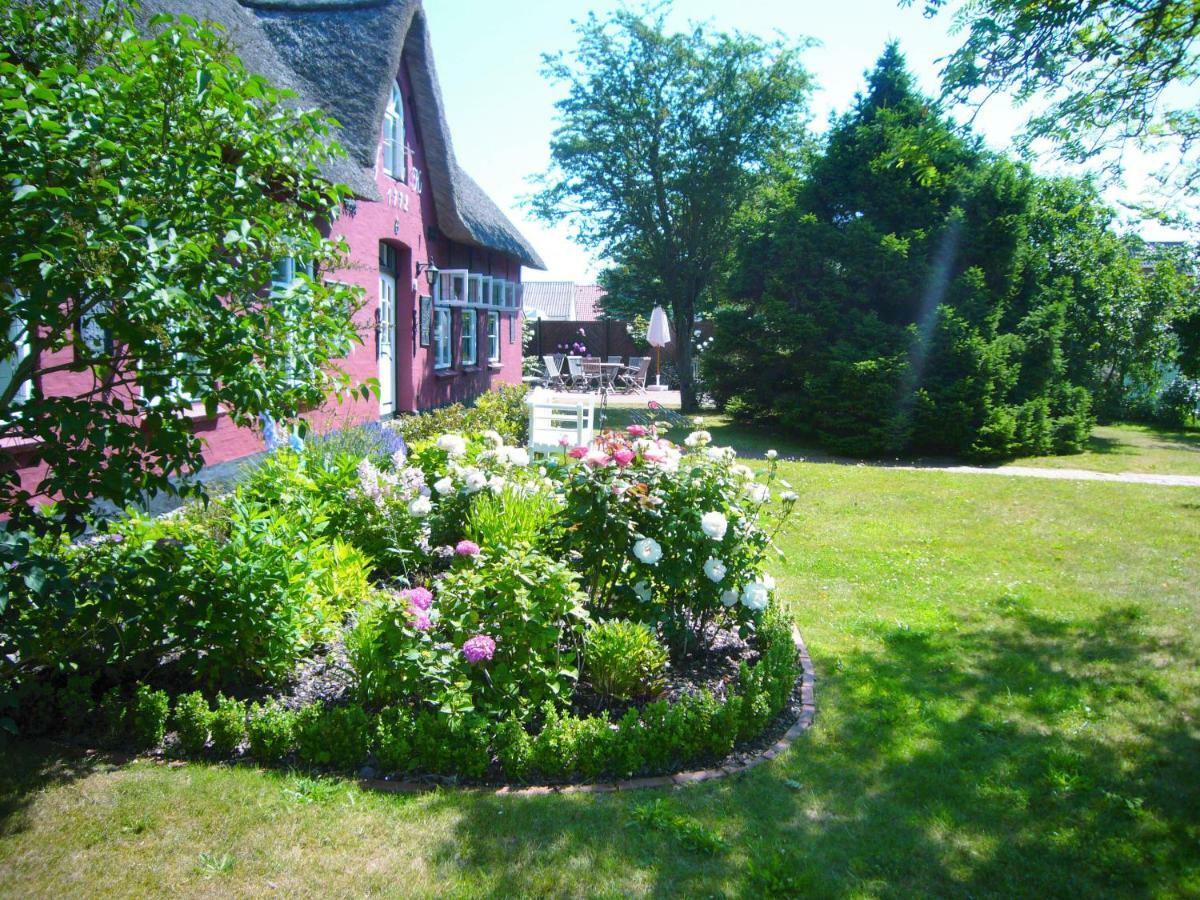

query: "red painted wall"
(9, 57), (525, 501)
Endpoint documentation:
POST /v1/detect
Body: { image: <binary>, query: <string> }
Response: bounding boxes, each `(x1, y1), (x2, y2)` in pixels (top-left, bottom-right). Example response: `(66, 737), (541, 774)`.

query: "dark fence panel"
(524, 319), (713, 369)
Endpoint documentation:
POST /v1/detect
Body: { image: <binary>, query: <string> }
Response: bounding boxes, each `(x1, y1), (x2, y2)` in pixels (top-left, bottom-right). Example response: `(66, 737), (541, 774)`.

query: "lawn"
(3, 449), (1197, 897)
(1005, 423), (1200, 476)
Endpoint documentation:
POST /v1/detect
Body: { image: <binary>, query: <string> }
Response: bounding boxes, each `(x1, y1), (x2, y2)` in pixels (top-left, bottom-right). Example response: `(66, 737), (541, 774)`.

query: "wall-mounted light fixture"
(415, 261), (439, 289)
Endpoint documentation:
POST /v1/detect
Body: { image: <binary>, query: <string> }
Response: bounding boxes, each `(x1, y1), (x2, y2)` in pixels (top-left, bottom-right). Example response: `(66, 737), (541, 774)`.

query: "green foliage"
(628, 799), (727, 855)
(584, 620), (668, 701)
(531, 7), (812, 410)
(294, 705), (372, 770)
(246, 701), (297, 763)
(0, 0), (364, 529)
(128, 685), (169, 749)
(393, 384), (529, 446)
(173, 692), (212, 757)
(209, 695), (247, 758)
(495, 715), (533, 781)
(464, 485), (560, 551)
(373, 707), (413, 773)
(708, 45), (1127, 461)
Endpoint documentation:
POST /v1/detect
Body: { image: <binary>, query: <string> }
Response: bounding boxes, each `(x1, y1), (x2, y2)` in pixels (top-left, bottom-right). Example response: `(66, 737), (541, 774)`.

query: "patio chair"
(617, 356), (651, 394)
(565, 356), (591, 391)
(606, 355), (624, 366)
(542, 354), (568, 390)
(581, 357), (606, 392)
(526, 390), (595, 456)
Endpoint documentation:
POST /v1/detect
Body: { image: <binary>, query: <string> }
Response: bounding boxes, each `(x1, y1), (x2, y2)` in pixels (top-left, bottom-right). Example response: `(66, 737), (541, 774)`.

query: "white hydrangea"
(700, 511), (728, 541)
(408, 496), (432, 517)
(633, 580), (652, 603)
(433, 476), (454, 496)
(436, 434), (467, 457)
(463, 467), (487, 494)
(684, 430), (712, 447)
(703, 557), (727, 583)
(632, 537), (663, 565)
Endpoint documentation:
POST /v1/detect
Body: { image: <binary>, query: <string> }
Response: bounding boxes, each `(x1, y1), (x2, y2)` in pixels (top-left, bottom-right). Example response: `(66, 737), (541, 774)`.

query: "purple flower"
(404, 586), (434, 610)
(411, 610), (432, 631)
(462, 635), (496, 664)
(454, 540), (480, 557)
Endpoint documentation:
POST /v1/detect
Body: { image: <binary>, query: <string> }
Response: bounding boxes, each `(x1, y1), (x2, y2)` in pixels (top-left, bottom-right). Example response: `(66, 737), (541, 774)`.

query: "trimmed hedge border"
(359, 624), (816, 796)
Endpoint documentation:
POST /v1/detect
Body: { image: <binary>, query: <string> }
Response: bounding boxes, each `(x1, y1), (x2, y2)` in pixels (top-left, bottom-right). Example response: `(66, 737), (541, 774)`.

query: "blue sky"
(423, 0), (1179, 282)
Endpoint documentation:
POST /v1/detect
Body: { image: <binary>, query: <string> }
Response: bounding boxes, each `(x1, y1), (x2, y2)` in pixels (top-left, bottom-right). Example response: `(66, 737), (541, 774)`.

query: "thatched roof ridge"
(122, 0), (545, 268)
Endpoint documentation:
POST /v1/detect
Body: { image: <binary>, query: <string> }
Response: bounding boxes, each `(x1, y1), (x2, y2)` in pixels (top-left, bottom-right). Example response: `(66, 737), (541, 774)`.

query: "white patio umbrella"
(647, 305), (671, 391)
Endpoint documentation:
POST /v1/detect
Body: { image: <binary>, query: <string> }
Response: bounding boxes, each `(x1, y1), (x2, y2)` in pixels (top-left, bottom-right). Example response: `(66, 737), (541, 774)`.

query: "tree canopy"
(531, 6), (812, 410)
(0, 0), (365, 529)
(707, 44), (1197, 458)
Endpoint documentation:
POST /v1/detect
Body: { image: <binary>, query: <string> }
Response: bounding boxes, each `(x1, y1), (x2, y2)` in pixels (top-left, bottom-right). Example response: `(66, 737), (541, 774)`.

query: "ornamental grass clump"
(585, 620), (669, 701)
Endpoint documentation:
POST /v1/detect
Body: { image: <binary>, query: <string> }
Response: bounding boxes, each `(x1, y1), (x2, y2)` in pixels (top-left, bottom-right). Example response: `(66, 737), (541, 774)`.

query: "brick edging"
(360, 624), (816, 795)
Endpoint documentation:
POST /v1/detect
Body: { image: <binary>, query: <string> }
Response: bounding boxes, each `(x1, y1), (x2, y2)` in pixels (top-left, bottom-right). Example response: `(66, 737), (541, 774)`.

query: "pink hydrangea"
(410, 610), (432, 631)
(626, 424), (649, 437)
(462, 634), (496, 663)
(455, 540), (480, 556)
(404, 586), (433, 610)
(613, 448), (635, 467)
(567, 446), (589, 459)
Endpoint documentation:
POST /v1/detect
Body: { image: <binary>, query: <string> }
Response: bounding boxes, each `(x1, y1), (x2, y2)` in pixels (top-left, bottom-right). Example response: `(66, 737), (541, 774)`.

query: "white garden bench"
(526, 390), (595, 456)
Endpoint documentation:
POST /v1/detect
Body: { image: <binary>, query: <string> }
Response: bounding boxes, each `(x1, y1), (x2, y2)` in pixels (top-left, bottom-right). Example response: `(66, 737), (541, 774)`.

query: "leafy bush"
(495, 715), (533, 781)
(392, 384), (528, 446)
(585, 620), (668, 701)
(294, 705), (372, 769)
(173, 691), (212, 756)
(465, 485), (560, 551)
(128, 685), (170, 749)
(374, 707), (413, 773)
(247, 701), (297, 763)
(209, 695), (247, 757)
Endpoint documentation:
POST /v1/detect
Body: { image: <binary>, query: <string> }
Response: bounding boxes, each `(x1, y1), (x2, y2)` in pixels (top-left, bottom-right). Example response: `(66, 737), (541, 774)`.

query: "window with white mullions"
(434, 307), (452, 370)
(271, 255), (314, 385)
(382, 82), (406, 182)
(488, 312), (500, 363)
(0, 315), (32, 413)
(460, 309), (477, 366)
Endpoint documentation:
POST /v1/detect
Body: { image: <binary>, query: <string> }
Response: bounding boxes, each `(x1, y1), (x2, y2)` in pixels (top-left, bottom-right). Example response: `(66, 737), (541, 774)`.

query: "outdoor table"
(594, 362), (624, 390)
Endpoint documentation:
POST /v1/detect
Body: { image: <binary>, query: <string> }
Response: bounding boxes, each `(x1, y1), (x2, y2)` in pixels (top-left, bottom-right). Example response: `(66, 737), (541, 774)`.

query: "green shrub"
(57, 675), (97, 735)
(495, 715), (532, 781)
(247, 701), (297, 763)
(530, 703), (581, 781)
(393, 384), (528, 446)
(173, 691), (212, 756)
(209, 695), (247, 757)
(374, 707), (413, 773)
(295, 705), (372, 769)
(585, 620), (668, 702)
(129, 685), (169, 749)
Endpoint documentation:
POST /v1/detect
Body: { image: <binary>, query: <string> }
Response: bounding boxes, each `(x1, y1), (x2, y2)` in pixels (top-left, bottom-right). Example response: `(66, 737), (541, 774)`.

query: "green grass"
(1005, 423), (1200, 476)
(3, 462), (1199, 896)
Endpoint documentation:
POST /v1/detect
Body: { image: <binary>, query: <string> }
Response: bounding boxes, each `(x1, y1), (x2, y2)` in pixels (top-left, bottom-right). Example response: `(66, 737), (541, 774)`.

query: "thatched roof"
(122, 0), (545, 268)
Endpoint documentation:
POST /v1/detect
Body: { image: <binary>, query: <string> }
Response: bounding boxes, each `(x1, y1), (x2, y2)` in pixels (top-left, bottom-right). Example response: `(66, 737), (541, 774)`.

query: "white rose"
(766, 449), (778, 460)
(720, 589), (739, 607)
(503, 446), (530, 467)
(747, 483), (770, 504)
(633, 580), (652, 603)
(437, 434), (467, 457)
(780, 491), (799, 503)
(740, 581), (769, 612)
(763, 573), (776, 591)
(482, 429), (504, 448)
(433, 476), (454, 496)
(632, 537), (663, 565)
(684, 430), (712, 447)
(488, 474), (506, 493)
(703, 557), (727, 583)
(408, 496), (432, 517)
(700, 511), (728, 541)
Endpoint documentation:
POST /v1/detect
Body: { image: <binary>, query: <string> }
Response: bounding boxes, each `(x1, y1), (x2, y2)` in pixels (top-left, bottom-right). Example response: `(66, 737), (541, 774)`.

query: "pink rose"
(626, 424), (649, 437)
(567, 446), (589, 459)
(613, 448), (635, 467)
(584, 449), (611, 468)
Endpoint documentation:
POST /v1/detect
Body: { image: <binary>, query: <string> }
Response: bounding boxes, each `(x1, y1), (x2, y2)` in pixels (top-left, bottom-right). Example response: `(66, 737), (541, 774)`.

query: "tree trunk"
(672, 299), (698, 412)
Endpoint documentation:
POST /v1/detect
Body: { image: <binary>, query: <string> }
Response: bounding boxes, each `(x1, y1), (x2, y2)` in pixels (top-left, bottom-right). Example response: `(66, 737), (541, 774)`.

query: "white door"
(378, 272), (396, 416)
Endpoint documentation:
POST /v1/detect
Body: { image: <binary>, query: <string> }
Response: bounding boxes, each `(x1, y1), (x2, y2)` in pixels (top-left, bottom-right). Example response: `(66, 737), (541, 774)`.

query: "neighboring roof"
(521, 281), (576, 320)
(114, 0), (544, 268)
(572, 285), (607, 321)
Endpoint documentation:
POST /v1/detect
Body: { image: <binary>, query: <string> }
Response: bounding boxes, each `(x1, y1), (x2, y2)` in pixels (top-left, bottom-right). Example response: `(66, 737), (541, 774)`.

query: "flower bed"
(2, 413), (801, 784)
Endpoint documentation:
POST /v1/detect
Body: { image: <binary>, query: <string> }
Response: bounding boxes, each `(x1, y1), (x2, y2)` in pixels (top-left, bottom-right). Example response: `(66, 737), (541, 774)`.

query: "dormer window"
(382, 82), (406, 182)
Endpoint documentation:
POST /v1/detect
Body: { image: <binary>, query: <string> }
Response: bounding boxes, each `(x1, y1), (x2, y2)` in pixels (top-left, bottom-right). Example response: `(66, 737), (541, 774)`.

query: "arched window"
(382, 82), (406, 181)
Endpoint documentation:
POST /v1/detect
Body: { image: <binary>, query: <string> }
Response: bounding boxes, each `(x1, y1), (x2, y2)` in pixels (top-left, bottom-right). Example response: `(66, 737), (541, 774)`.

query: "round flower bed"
(4, 414), (804, 785)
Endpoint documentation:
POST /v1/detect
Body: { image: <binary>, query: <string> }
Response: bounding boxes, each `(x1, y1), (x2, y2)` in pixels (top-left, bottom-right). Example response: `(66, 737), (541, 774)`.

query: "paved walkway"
(898, 464), (1200, 487)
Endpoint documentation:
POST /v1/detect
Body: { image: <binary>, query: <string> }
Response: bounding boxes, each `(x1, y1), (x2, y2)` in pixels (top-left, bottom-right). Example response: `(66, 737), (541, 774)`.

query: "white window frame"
(478, 275), (492, 309)
(504, 280), (517, 310)
(382, 82), (406, 182)
(490, 278), (506, 309)
(433, 307), (452, 369)
(487, 311), (500, 363)
(436, 269), (469, 307)
(508, 312), (517, 344)
(460, 308), (477, 366)
(271, 255), (314, 386)
(467, 273), (484, 307)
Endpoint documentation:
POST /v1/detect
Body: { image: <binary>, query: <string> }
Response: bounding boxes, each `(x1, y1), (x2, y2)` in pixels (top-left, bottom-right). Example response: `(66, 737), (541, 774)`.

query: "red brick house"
(7, 0), (543, 496)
